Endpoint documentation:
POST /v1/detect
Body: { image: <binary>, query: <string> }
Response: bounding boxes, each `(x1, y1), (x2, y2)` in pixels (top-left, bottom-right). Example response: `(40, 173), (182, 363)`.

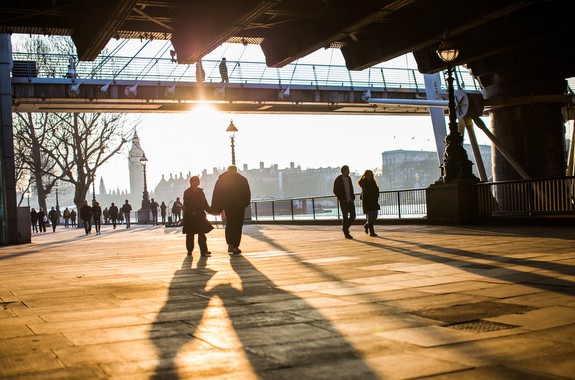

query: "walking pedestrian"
(63, 207), (71, 228)
(219, 57), (228, 83)
(122, 199), (132, 228)
(30, 208), (38, 233)
(172, 197), (182, 222)
(358, 170), (380, 237)
(80, 200), (93, 235)
(333, 165), (356, 239)
(92, 200), (102, 235)
(70, 209), (77, 227)
(211, 165), (251, 254)
(109, 202), (119, 229)
(37, 207), (47, 233)
(196, 60), (205, 83)
(160, 201), (167, 224)
(150, 198), (159, 225)
(48, 206), (58, 233)
(183, 176), (213, 257)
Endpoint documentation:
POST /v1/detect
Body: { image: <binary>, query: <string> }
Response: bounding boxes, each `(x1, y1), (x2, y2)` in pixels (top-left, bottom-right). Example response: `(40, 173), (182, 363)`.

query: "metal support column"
(0, 34), (19, 244)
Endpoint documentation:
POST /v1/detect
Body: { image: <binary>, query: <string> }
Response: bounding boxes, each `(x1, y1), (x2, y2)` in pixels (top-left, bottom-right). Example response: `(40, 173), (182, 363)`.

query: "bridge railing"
(475, 177), (575, 216)
(12, 52), (481, 92)
(249, 188), (427, 221)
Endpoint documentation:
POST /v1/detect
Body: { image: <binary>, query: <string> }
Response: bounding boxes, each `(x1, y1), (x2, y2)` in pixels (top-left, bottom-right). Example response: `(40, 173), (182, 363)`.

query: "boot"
(364, 222), (369, 234)
(369, 223), (377, 237)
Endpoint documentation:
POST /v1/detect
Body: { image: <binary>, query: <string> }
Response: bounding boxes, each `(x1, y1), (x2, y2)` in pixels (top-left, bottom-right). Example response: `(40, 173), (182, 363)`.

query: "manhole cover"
(446, 320), (519, 333)
(413, 301), (535, 324)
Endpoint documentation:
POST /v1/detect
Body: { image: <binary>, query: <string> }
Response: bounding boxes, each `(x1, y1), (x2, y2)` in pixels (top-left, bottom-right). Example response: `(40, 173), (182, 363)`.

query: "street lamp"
(226, 120), (238, 166)
(436, 40), (477, 183)
(55, 181), (60, 216)
(92, 175), (96, 202)
(140, 152), (150, 210)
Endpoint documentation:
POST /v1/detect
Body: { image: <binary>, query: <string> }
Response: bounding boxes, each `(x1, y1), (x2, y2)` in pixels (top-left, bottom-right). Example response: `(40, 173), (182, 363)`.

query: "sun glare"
(189, 103), (218, 125)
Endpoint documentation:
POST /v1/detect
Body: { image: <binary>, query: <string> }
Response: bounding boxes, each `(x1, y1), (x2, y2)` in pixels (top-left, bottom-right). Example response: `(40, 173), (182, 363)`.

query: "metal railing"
(250, 188), (427, 221)
(476, 177), (575, 216)
(12, 52), (481, 92)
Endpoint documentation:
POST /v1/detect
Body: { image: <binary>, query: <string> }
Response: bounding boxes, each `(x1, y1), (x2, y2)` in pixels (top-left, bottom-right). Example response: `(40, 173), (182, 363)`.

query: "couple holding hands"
(183, 165), (251, 257)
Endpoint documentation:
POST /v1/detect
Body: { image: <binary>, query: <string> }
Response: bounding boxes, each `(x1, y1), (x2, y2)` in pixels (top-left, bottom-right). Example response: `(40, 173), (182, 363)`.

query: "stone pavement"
(1, 223), (574, 379)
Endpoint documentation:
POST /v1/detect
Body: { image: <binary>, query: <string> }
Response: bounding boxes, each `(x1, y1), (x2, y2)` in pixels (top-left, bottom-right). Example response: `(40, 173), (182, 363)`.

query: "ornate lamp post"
(55, 181), (60, 216)
(436, 40), (477, 183)
(140, 152), (151, 210)
(92, 175), (96, 202)
(226, 120), (238, 166)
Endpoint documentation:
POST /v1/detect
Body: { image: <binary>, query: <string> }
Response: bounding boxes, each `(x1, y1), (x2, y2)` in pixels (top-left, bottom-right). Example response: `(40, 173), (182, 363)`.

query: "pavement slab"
(1, 224), (575, 379)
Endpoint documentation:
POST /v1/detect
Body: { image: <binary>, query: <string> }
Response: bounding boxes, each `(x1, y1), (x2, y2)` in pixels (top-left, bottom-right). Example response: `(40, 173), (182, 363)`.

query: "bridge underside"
(12, 80), (437, 115)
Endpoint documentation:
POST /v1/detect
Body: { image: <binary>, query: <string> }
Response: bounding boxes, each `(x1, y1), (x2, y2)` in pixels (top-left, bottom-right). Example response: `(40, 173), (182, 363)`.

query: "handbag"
(42, 215), (48, 222)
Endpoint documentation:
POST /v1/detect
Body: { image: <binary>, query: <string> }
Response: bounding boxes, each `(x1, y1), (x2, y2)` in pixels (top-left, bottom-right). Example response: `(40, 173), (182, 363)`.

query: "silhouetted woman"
(183, 176), (213, 256)
(358, 170), (380, 236)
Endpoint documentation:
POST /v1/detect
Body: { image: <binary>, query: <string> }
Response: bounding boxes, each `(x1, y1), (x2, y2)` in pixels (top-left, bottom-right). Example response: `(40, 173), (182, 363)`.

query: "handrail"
(475, 176), (575, 216)
(11, 51), (482, 91)
(249, 188), (427, 221)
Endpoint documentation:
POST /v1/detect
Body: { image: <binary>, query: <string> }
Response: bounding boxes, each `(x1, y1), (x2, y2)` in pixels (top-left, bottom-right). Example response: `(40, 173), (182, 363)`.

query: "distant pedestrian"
(30, 208), (39, 233)
(219, 57), (228, 83)
(183, 176), (213, 257)
(37, 207), (47, 233)
(160, 201), (167, 224)
(48, 206), (58, 232)
(63, 207), (71, 228)
(172, 197), (183, 222)
(150, 198), (159, 225)
(109, 202), (119, 229)
(122, 199), (132, 228)
(103, 207), (110, 224)
(211, 165), (251, 254)
(118, 209), (124, 225)
(333, 165), (356, 239)
(358, 170), (380, 237)
(196, 60), (205, 83)
(92, 200), (102, 235)
(80, 200), (93, 235)
(70, 209), (77, 227)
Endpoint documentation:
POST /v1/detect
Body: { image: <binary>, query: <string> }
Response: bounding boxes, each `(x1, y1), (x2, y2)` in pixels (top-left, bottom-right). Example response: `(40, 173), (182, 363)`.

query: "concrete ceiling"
(2, 0), (574, 87)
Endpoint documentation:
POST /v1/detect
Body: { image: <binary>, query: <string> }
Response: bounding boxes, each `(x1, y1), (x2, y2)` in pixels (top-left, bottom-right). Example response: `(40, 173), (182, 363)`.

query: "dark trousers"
(82, 218), (92, 234)
(225, 209), (245, 247)
(186, 232), (207, 253)
(111, 218), (117, 228)
(339, 201), (356, 234)
(93, 218), (101, 232)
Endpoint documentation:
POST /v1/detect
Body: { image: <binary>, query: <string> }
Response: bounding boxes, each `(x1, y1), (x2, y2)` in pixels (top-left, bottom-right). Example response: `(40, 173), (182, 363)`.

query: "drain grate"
(413, 301), (535, 324)
(446, 320), (519, 333)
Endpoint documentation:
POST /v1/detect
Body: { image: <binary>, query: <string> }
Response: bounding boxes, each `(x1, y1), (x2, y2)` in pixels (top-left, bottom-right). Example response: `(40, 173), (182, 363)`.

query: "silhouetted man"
(211, 165), (251, 254)
(219, 57), (228, 83)
(333, 165), (356, 239)
(122, 199), (132, 228)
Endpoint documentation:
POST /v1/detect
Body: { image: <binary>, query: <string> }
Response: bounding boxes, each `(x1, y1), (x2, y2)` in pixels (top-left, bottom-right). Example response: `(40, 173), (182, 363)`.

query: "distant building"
(382, 145), (492, 190)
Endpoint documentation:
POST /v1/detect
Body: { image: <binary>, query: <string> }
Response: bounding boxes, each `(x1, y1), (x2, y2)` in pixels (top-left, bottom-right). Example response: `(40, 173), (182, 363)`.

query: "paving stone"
(486, 306), (575, 330)
(422, 365), (559, 379)
(0, 351), (63, 377)
(0, 334), (72, 356)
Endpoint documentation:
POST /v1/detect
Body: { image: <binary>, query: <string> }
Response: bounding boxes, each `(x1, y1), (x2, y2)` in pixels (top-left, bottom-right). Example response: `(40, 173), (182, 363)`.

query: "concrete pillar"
(0, 34), (19, 244)
(485, 76), (567, 181)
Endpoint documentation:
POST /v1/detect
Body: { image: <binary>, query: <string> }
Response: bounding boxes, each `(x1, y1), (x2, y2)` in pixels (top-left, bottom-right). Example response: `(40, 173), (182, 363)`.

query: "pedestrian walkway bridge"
(11, 52), (481, 114)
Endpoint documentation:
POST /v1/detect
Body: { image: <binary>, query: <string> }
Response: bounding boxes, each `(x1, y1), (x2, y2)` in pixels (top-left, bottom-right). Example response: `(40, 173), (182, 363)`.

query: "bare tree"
(45, 113), (136, 212)
(13, 112), (61, 211)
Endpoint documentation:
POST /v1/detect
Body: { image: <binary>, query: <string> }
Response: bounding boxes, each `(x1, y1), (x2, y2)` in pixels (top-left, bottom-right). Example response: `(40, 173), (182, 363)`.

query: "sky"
(90, 40), (495, 194)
